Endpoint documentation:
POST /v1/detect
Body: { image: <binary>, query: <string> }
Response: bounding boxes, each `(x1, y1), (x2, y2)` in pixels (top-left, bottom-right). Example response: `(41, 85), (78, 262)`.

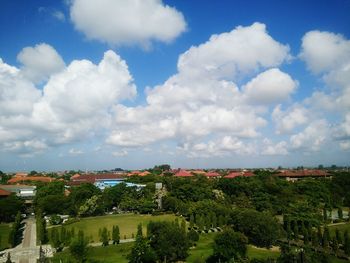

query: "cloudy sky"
(0, 0), (350, 171)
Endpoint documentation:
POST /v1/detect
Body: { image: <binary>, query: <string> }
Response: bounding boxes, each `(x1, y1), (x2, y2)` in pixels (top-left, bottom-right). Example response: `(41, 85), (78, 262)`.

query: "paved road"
(0, 217), (52, 263)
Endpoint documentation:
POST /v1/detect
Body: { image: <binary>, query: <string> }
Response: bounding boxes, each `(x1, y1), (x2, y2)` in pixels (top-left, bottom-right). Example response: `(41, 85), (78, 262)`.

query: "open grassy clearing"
(52, 243), (132, 263)
(52, 231), (281, 262)
(328, 222), (350, 236)
(247, 246), (280, 260)
(186, 233), (215, 262)
(185, 232), (280, 262)
(49, 213), (178, 242)
(0, 223), (11, 250)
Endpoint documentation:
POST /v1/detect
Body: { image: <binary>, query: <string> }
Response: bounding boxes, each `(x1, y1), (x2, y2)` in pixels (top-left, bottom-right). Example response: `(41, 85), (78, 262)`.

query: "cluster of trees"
(8, 212), (23, 247)
(69, 230), (89, 263)
(36, 210), (48, 245)
(0, 195), (24, 223)
(283, 217), (350, 256)
(50, 227), (76, 251)
(34, 181), (157, 217)
(128, 220), (189, 263)
(98, 225), (120, 246)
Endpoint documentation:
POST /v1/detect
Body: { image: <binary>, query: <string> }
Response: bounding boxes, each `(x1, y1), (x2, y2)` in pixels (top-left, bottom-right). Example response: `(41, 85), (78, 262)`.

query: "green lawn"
(186, 232), (280, 262)
(247, 246), (280, 260)
(0, 223), (11, 250)
(50, 213), (178, 242)
(328, 222), (350, 236)
(52, 243), (133, 263)
(187, 233), (216, 262)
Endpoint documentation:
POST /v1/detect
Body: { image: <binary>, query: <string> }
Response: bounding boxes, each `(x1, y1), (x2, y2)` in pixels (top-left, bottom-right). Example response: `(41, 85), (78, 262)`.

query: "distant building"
(275, 169), (331, 182)
(69, 173), (145, 190)
(0, 185), (36, 198)
(224, 171), (254, 179)
(8, 176), (55, 184)
(0, 188), (11, 198)
(174, 169), (193, 177)
(128, 171), (152, 177)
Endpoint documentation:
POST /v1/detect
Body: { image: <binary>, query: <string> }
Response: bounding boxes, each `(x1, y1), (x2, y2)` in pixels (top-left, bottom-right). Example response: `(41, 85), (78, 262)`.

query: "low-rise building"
(275, 169), (331, 181)
(0, 184), (36, 198)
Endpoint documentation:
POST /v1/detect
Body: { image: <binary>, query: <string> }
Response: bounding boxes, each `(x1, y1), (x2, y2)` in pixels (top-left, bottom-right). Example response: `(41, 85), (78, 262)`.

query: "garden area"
(0, 223), (11, 250)
(48, 213), (177, 242)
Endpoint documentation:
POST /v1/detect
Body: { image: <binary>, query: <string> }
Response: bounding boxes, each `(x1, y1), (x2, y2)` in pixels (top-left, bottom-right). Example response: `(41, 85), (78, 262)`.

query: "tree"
(338, 207), (343, 220)
(36, 211), (48, 245)
(323, 206), (328, 222)
(317, 226), (323, 246)
(5, 253), (12, 263)
(128, 223), (156, 263)
(211, 229), (248, 262)
(285, 219), (292, 240)
(112, 225), (120, 244)
(232, 209), (282, 248)
(293, 221), (299, 240)
(147, 220), (190, 262)
(304, 227), (309, 245)
(323, 227), (330, 248)
(187, 229), (199, 246)
(311, 231), (318, 247)
(50, 227), (61, 250)
(8, 212), (22, 247)
(189, 214), (195, 228)
(100, 227), (109, 246)
(69, 230), (89, 263)
(331, 237), (339, 255)
(0, 195), (24, 223)
(344, 231), (350, 256)
(335, 229), (342, 245)
(78, 195), (103, 217)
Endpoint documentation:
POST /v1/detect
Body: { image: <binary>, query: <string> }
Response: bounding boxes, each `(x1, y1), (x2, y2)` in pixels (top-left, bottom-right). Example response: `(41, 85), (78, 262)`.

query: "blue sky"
(0, 0), (349, 171)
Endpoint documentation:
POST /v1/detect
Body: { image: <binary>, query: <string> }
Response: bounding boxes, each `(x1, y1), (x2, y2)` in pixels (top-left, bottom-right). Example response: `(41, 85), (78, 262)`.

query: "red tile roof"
(224, 172), (242, 178)
(0, 188), (11, 196)
(276, 169), (330, 178)
(8, 176), (55, 184)
(70, 173), (126, 185)
(224, 171), (254, 179)
(128, 171), (152, 177)
(174, 169), (193, 177)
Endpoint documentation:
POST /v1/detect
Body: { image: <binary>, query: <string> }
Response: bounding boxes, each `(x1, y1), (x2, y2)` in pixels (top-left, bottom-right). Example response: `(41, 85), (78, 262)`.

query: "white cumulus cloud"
(243, 68), (297, 105)
(0, 45), (136, 155)
(70, 0), (187, 47)
(17, 43), (65, 84)
(107, 23), (292, 157)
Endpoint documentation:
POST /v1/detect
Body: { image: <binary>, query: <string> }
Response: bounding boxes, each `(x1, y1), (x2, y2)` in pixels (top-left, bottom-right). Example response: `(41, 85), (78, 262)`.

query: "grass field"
(50, 213), (178, 242)
(328, 222), (350, 236)
(52, 243), (132, 263)
(247, 246), (280, 260)
(0, 223), (11, 251)
(52, 232), (280, 262)
(187, 233), (215, 262)
(185, 232), (280, 262)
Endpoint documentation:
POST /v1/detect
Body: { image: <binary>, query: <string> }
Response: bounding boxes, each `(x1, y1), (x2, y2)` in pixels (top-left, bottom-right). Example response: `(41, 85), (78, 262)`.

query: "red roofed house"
(8, 176), (55, 184)
(128, 171), (152, 177)
(224, 171), (255, 179)
(71, 173), (81, 180)
(276, 169), (330, 182)
(0, 188), (11, 198)
(174, 169), (193, 177)
(139, 171), (152, 176)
